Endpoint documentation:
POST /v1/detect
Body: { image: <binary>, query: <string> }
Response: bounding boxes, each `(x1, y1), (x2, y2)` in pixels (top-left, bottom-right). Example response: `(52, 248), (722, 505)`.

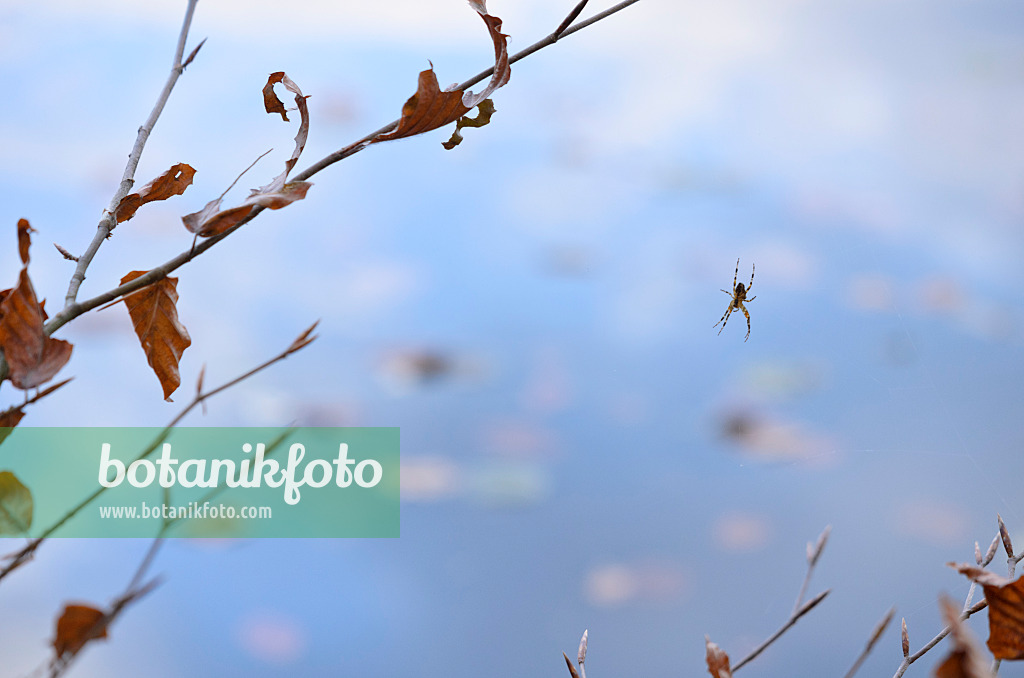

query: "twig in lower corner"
(731, 526), (832, 672)
(842, 607), (895, 678)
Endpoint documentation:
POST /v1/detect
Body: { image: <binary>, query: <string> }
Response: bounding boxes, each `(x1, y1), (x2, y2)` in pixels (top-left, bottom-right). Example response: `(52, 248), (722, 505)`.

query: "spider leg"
(714, 305), (733, 333)
(739, 303), (751, 341)
(732, 258), (739, 291)
(747, 262), (754, 292)
(746, 295), (756, 302)
(721, 289), (732, 295)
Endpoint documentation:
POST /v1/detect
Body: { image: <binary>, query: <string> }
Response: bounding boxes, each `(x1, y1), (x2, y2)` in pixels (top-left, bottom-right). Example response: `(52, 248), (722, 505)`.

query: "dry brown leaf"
(121, 271), (191, 401)
(0, 269), (73, 390)
(53, 604), (108, 658)
(183, 203), (254, 238)
(705, 636), (733, 678)
(115, 163), (196, 224)
(933, 595), (993, 678)
(0, 407), (25, 447)
(183, 74), (311, 236)
(0, 407), (25, 429)
(953, 563), (1024, 660)
(374, 3), (509, 144)
(17, 218), (34, 266)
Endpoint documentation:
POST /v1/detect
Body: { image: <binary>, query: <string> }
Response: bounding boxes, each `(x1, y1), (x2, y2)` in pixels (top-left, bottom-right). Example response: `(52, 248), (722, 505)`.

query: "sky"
(1, 1), (1024, 676)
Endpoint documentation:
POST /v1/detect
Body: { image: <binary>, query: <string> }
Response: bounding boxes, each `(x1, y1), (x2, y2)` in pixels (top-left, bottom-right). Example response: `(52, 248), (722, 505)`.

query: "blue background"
(1, 1), (1022, 676)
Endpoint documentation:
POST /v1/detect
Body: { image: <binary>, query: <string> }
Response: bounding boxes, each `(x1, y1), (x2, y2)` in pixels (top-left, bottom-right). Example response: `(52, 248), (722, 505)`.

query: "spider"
(714, 258), (756, 341)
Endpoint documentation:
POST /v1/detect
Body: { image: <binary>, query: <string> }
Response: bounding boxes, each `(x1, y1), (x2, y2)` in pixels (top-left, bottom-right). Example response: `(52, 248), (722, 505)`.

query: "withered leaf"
(374, 2), (509, 144)
(933, 594), (993, 678)
(183, 203), (254, 238)
(953, 563), (1024, 660)
(0, 470), (32, 535)
(53, 604), (108, 658)
(17, 218), (34, 265)
(183, 74), (312, 236)
(0, 407), (25, 446)
(443, 98), (496, 150)
(375, 67), (471, 143)
(115, 163), (196, 224)
(0, 269), (73, 390)
(705, 636), (733, 678)
(121, 271), (191, 401)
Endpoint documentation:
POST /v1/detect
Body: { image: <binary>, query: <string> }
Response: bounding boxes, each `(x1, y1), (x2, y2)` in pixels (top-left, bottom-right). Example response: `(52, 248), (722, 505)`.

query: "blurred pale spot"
(720, 410), (838, 466)
(895, 500), (971, 546)
(401, 456), (460, 502)
(847, 273), (895, 312)
(467, 462), (549, 507)
(520, 347), (573, 413)
(713, 512), (773, 553)
(236, 612), (306, 664)
(744, 360), (826, 399)
(584, 561), (688, 607)
(481, 419), (558, 459)
(916, 276), (967, 315)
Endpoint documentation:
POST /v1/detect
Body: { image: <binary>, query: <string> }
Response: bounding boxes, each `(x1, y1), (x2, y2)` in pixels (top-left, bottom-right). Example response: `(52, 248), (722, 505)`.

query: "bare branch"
(892, 599), (989, 677)
(0, 323), (317, 585)
(34, 0), (644, 343)
(731, 528), (832, 672)
(62, 0), (201, 309)
(554, 0), (590, 40)
(732, 590), (829, 672)
(843, 607), (895, 678)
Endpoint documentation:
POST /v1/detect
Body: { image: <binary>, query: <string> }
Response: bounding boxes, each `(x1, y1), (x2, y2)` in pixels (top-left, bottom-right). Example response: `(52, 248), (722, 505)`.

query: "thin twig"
(292, 0), (642, 184)
(33, 0), (643, 343)
(843, 607), (895, 678)
(732, 590), (830, 672)
(891, 599), (988, 678)
(63, 0), (201, 309)
(554, 0), (590, 39)
(0, 322), (317, 585)
(732, 527), (832, 672)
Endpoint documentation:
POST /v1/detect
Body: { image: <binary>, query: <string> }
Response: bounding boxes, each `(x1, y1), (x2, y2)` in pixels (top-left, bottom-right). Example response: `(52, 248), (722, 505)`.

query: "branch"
(732, 526), (832, 672)
(36, 0), (643, 341)
(291, 0), (643, 183)
(0, 322), (318, 585)
(892, 527), (1004, 677)
(62, 0), (202, 309)
(843, 607), (895, 678)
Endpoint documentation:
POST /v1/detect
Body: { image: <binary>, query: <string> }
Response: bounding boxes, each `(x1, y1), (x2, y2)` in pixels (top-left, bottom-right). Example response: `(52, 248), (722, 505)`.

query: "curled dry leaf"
(121, 271), (191, 401)
(577, 628), (588, 664)
(443, 98), (496, 150)
(0, 269), (73, 390)
(115, 163), (196, 224)
(0, 470), (33, 535)
(17, 218), (34, 265)
(953, 562), (1024, 659)
(933, 595), (993, 678)
(183, 73), (312, 237)
(705, 636), (733, 678)
(53, 604), (109, 658)
(373, 2), (510, 144)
